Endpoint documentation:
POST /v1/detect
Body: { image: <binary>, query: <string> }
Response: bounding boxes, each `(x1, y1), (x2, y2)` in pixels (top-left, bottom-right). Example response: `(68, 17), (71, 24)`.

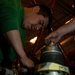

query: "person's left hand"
(20, 55), (34, 68)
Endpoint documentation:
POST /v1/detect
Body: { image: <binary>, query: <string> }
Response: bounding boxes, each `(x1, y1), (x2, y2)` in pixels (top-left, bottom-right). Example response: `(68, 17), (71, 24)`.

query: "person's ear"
(32, 6), (40, 13)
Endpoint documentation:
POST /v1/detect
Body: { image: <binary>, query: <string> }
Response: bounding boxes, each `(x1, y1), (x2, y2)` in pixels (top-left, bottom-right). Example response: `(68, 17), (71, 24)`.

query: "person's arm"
(57, 17), (75, 35)
(5, 30), (34, 68)
(45, 17), (75, 44)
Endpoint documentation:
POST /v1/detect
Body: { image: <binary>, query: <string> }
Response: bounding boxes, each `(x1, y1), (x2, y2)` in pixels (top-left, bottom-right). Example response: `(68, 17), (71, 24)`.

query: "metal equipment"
(35, 42), (70, 75)
(0, 67), (13, 75)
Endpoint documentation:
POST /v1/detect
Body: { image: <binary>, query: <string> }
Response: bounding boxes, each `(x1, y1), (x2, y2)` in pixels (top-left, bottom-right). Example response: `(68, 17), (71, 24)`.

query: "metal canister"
(35, 42), (70, 75)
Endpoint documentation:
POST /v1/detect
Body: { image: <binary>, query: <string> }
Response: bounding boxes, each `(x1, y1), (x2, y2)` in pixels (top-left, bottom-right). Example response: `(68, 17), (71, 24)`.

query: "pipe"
(58, 43), (72, 67)
(50, 0), (57, 13)
(72, 0), (75, 16)
(57, 0), (74, 16)
(32, 29), (44, 55)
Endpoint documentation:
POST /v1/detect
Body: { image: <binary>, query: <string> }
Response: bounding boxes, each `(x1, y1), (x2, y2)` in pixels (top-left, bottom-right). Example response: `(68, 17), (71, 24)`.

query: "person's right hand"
(20, 55), (34, 68)
(45, 31), (62, 44)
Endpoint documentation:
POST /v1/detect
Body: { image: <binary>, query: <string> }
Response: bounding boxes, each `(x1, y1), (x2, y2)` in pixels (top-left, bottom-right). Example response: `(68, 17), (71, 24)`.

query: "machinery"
(35, 42), (70, 75)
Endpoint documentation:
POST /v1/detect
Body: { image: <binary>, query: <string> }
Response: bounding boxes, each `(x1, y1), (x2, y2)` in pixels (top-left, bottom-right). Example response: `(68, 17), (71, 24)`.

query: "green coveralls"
(0, 0), (26, 68)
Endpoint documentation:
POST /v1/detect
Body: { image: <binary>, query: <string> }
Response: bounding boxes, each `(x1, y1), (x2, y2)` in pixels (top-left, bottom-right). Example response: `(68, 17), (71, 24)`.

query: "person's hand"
(20, 55), (34, 68)
(45, 31), (62, 44)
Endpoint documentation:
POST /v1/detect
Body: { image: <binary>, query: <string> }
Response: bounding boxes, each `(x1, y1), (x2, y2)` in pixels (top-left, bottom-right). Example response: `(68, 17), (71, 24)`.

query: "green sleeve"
(0, 1), (19, 33)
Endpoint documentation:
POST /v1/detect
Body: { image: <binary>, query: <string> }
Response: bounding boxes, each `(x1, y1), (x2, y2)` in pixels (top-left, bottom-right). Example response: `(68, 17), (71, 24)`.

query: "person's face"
(23, 14), (49, 30)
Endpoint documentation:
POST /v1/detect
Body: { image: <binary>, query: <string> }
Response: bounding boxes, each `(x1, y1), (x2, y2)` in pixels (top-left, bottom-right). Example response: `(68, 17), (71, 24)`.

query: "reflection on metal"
(65, 18), (73, 24)
(51, 28), (54, 31)
(60, 36), (74, 45)
(60, 36), (75, 52)
(72, 4), (74, 8)
(30, 36), (37, 44)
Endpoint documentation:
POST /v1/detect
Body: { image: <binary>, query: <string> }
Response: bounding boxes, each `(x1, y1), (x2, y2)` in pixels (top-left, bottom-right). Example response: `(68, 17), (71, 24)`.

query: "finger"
(45, 38), (53, 45)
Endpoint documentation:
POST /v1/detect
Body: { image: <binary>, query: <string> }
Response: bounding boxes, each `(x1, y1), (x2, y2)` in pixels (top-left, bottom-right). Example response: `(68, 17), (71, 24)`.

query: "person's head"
(22, 4), (52, 31)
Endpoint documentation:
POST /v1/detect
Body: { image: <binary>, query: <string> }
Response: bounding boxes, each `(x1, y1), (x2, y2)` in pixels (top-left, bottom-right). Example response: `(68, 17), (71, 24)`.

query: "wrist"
(18, 53), (27, 59)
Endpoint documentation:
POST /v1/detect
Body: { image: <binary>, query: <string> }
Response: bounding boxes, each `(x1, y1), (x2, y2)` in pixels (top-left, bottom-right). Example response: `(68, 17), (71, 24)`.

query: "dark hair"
(31, 4), (52, 31)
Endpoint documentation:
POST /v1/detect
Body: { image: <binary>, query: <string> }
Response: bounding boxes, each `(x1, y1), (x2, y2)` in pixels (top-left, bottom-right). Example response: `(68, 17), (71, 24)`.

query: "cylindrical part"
(40, 52), (65, 65)
(35, 42), (70, 75)
(40, 42), (66, 65)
